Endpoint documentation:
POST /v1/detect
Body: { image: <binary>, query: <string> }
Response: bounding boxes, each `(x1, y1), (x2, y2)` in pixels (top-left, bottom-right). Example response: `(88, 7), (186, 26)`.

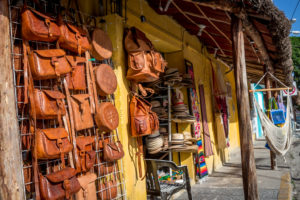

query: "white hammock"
(253, 96), (292, 156)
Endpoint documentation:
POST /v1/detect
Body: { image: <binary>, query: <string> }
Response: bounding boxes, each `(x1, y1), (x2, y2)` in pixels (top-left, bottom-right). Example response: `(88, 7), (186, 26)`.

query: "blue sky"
(273, 0), (300, 36)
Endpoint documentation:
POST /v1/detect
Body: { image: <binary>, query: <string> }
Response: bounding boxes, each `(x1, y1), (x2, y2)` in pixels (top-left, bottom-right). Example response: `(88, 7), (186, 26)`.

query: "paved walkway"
(175, 140), (294, 200)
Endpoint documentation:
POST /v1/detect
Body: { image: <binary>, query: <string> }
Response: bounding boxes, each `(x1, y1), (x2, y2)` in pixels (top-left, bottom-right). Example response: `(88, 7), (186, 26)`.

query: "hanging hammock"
(252, 72), (293, 156)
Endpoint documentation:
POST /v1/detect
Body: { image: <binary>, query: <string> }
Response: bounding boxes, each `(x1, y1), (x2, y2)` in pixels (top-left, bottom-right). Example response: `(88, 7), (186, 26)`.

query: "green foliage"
(290, 37), (300, 89)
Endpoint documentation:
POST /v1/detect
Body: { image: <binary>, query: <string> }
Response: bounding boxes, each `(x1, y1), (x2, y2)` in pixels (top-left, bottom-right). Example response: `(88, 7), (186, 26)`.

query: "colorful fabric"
(196, 139), (208, 178)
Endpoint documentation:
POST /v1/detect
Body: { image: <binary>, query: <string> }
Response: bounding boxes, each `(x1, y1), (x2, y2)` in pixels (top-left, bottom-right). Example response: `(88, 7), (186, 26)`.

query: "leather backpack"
(28, 49), (72, 80)
(35, 128), (73, 167)
(65, 56), (87, 90)
(75, 173), (97, 200)
(70, 94), (94, 131)
(90, 29), (113, 61)
(39, 167), (81, 200)
(98, 178), (117, 200)
(31, 89), (66, 120)
(95, 102), (119, 132)
(124, 27), (154, 53)
(95, 64), (117, 96)
(22, 6), (61, 42)
(76, 136), (96, 173)
(102, 135), (124, 162)
(58, 23), (91, 55)
(129, 95), (159, 137)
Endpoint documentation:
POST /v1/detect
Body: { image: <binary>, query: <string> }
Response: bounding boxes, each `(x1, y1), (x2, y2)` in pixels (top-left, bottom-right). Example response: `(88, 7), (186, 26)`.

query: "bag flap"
(106, 142), (121, 151)
(71, 94), (89, 104)
(65, 23), (87, 36)
(40, 128), (68, 140)
(46, 167), (77, 183)
(27, 7), (56, 21)
(77, 173), (97, 189)
(33, 49), (65, 58)
(43, 90), (65, 99)
(76, 136), (95, 150)
(66, 56), (86, 67)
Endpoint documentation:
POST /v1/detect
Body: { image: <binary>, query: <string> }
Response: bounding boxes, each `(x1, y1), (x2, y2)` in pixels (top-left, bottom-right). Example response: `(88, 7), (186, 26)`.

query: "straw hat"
(146, 133), (164, 154)
(151, 100), (161, 108)
(159, 127), (167, 134)
(183, 132), (197, 145)
(170, 133), (184, 145)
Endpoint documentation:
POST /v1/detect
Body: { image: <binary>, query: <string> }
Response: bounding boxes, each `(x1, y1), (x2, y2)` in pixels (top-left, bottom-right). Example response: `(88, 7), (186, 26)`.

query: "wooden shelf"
(171, 118), (196, 124)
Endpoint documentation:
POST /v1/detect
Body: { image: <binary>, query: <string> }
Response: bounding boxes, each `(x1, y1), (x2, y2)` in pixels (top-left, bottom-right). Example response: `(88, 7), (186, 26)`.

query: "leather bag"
(98, 161), (114, 176)
(127, 51), (166, 83)
(102, 135), (124, 162)
(65, 56), (87, 90)
(75, 173), (97, 200)
(76, 136), (96, 173)
(90, 29), (113, 60)
(124, 27), (154, 53)
(95, 102), (119, 132)
(95, 64), (117, 96)
(28, 49), (72, 80)
(98, 179), (117, 200)
(31, 89), (66, 120)
(58, 23), (91, 55)
(129, 95), (159, 137)
(70, 94), (94, 131)
(22, 7), (61, 42)
(39, 167), (81, 200)
(35, 128), (73, 161)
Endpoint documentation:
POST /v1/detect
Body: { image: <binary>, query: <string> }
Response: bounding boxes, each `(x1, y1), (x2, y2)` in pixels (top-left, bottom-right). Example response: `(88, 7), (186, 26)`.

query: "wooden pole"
(249, 87), (292, 93)
(0, 1), (25, 199)
(232, 15), (259, 200)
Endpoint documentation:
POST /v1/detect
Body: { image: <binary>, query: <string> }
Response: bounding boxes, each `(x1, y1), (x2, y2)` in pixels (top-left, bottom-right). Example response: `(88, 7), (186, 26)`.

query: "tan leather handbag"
(39, 168), (81, 200)
(95, 102), (119, 132)
(58, 23), (91, 55)
(98, 161), (114, 176)
(22, 6), (61, 42)
(35, 128), (73, 161)
(76, 136), (96, 173)
(28, 49), (72, 80)
(76, 173), (97, 200)
(95, 64), (117, 96)
(65, 56), (87, 90)
(127, 51), (166, 83)
(70, 94), (94, 131)
(129, 95), (159, 137)
(90, 29), (113, 61)
(31, 89), (66, 120)
(98, 178), (117, 200)
(102, 135), (124, 162)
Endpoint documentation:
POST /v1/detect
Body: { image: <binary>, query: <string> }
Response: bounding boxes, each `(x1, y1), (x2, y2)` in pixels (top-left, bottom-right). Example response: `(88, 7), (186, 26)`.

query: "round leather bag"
(90, 29), (113, 61)
(95, 64), (117, 96)
(95, 102), (119, 132)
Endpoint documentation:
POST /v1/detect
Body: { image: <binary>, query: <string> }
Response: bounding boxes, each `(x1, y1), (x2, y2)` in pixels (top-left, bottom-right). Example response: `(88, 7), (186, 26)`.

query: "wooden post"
(0, 0), (25, 199)
(231, 15), (259, 200)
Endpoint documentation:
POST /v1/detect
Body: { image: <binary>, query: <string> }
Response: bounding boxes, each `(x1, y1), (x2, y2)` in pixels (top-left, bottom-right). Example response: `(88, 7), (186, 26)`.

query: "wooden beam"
(238, 11), (274, 73)
(231, 15), (259, 200)
(185, 11), (231, 25)
(249, 87), (292, 93)
(0, 1), (25, 199)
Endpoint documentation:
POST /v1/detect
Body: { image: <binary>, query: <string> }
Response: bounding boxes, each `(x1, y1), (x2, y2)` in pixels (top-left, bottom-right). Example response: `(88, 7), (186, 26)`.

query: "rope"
(253, 72), (289, 91)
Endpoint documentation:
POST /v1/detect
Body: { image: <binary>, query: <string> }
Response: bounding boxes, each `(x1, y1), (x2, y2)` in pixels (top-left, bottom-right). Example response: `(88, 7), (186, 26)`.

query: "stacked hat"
(183, 132), (197, 145)
(151, 100), (168, 120)
(168, 132), (198, 152)
(171, 89), (195, 121)
(170, 133), (185, 145)
(146, 131), (164, 154)
(181, 74), (194, 88)
(164, 68), (182, 85)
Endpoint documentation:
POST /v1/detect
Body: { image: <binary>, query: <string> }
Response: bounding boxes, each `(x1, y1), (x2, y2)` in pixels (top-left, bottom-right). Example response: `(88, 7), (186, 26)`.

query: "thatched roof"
(147, 0), (294, 85)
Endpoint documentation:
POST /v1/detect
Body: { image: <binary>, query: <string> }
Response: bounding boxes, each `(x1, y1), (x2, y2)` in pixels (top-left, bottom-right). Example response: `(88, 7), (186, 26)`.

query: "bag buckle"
(79, 150), (85, 157)
(44, 19), (52, 37)
(57, 138), (63, 147)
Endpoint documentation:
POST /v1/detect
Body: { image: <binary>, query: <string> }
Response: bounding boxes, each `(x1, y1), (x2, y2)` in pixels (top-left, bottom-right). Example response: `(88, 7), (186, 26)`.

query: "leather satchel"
(65, 56), (87, 90)
(124, 27), (154, 53)
(90, 29), (113, 61)
(95, 102), (119, 132)
(127, 51), (166, 83)
(98, 161), (114, 176)
(95, 64), (117, 96)
(129, 95), (159, 137)
(58, 23), (91, 55)
(76, 136), (96, 173)
(70, 94), (94, 131)
(102, 136), (124, 162)
(22, 7), (61, 42)
(39, 167), (81, 200)
(35, 128), (73, 161)
(75, 173), (97, 200)
(98, 179), (117, 200)
(28, 49), (72, 80)
(31, 89), (66, 120)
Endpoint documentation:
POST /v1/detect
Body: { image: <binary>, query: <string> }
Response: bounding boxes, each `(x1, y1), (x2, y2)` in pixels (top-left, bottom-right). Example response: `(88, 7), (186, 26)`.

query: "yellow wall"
(77, 0), (241, 199)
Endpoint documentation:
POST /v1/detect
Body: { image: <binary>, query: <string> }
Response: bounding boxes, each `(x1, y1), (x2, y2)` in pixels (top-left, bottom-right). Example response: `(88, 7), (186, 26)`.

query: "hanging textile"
(199, 84), (214, 157)
(186, 60), (208, 179)
(254, 95), (292, 156)
(215, 114), (227, 149)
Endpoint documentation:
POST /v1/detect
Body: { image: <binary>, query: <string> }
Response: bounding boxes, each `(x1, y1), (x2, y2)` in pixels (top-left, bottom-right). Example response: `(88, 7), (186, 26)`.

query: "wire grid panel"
(8, 1), (126, 199)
